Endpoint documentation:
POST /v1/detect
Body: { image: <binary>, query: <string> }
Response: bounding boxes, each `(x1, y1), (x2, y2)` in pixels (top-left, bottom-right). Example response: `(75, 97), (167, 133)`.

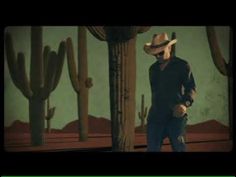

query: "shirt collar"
(156, 56), (177, 65)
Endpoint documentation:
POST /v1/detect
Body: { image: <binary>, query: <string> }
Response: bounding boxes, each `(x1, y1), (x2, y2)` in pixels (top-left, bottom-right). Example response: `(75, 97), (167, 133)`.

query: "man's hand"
(173, 104), (187, 118)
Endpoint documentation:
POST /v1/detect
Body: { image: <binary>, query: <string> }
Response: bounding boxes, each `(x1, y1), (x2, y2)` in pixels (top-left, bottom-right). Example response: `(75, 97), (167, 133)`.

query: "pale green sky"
(4, 26), (230, 129)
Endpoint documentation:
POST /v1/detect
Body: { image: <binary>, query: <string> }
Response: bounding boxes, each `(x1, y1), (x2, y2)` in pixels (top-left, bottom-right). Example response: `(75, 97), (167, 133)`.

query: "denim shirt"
(149, 56), (196, 112)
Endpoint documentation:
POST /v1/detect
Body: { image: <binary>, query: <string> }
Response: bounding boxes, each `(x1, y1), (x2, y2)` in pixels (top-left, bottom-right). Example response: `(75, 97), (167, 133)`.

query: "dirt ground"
(4, 132), (232, 152)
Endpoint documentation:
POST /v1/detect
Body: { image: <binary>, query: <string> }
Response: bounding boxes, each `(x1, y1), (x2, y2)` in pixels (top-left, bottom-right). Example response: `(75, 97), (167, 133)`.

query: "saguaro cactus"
(138, 94), (148, 131)
(66, 26), (93, 141)
(206, 26), (233, 138)
(87, 26), (150, 151)
(5, 27), (66, 146)
(45, 97), (56, 133)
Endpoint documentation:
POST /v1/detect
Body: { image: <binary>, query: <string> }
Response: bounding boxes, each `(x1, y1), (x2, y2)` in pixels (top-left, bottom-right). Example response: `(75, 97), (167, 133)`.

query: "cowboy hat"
(144, 32), (177, 55)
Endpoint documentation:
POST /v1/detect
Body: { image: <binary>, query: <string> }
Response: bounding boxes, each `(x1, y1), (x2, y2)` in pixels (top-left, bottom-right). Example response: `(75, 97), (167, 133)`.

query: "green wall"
(4, 26), (230, 129)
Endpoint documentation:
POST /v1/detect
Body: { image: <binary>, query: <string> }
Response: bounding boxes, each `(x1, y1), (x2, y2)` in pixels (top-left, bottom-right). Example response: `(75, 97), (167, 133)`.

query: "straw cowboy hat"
(144, 32), (177, 55)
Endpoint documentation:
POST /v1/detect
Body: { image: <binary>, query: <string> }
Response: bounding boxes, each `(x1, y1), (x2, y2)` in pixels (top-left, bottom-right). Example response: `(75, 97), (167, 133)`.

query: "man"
(144, 32), (196, 152)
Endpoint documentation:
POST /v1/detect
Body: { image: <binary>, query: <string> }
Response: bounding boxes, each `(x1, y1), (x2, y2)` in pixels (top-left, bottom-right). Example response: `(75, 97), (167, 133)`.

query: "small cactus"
(138, 94), (148, 131)
(45, 97), (56, 133)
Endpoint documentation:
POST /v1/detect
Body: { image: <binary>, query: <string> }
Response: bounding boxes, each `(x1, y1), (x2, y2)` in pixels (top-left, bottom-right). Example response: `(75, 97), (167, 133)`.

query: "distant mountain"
(186, 120), (229, 133)
(5, 120), (29, 133)
(135, 119), (229, 133)
(5, 118), (229, 134)
(4, 115), (111, 134)
(62, 115), (111, 133)
(4, 120), (63, 133)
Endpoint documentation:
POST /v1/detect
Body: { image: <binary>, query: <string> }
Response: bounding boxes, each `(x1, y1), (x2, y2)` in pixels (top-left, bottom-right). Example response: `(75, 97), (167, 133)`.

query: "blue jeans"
(147, 112), (188, 152)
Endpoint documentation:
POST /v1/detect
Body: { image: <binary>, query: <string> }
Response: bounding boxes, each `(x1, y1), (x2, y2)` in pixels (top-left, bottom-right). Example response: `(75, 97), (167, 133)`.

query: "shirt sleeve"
(182, 63), (196, 107)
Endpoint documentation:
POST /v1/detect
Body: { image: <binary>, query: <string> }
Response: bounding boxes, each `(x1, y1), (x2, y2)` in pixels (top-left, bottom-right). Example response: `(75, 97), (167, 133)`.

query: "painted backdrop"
(4, 26), (230, 129)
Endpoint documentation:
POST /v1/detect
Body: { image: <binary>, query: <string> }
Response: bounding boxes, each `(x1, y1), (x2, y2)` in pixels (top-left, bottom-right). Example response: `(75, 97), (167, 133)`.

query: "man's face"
(155, 46), (171, 63)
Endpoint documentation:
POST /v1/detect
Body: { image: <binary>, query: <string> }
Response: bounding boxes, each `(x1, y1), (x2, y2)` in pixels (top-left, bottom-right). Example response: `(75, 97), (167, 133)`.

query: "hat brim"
(144, 39), (177, 55)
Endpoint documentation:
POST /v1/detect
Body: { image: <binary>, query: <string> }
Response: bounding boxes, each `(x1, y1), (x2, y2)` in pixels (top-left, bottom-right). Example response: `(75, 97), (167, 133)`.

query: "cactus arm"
(46, 107), (56, 120)
(86, 26), (106, 41)
(87, 26), (150, 42)
(66, 37), (80, 92)
(144, 107), (148, 117)
(138, 112), (141, 119)
(138, 94), (148, 120)
(30, 27), (44, 93)
(45, 97), (55, 120)
(5, 33), (21, 89)
(85, 77), (93, 88)
(49, 107), (56, 118)
(41, 51), (57, 99)
(17, 53), (33, 98)
(52, 41), (66, 91)
(43, 46), (51, 78)
(144, 107), (147, 117)
(206, 26), (228, 76)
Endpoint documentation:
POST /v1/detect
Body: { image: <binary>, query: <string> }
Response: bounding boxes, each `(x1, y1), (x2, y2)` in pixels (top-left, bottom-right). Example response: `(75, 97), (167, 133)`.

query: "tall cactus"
(66, 26), (93, 141)
(45, 97), (56, 133)
(5, 27), (66, 146)
(138, 94), (148, 131)
(206, 26), (233, 139)
(87, 26), (150, 151)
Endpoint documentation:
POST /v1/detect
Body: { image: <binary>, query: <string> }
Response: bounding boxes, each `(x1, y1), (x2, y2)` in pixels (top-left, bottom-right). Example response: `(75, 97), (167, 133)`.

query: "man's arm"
(149, 65), (154, 93)
(173, 62), (196, 118)
(182, 63), (196, 107)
